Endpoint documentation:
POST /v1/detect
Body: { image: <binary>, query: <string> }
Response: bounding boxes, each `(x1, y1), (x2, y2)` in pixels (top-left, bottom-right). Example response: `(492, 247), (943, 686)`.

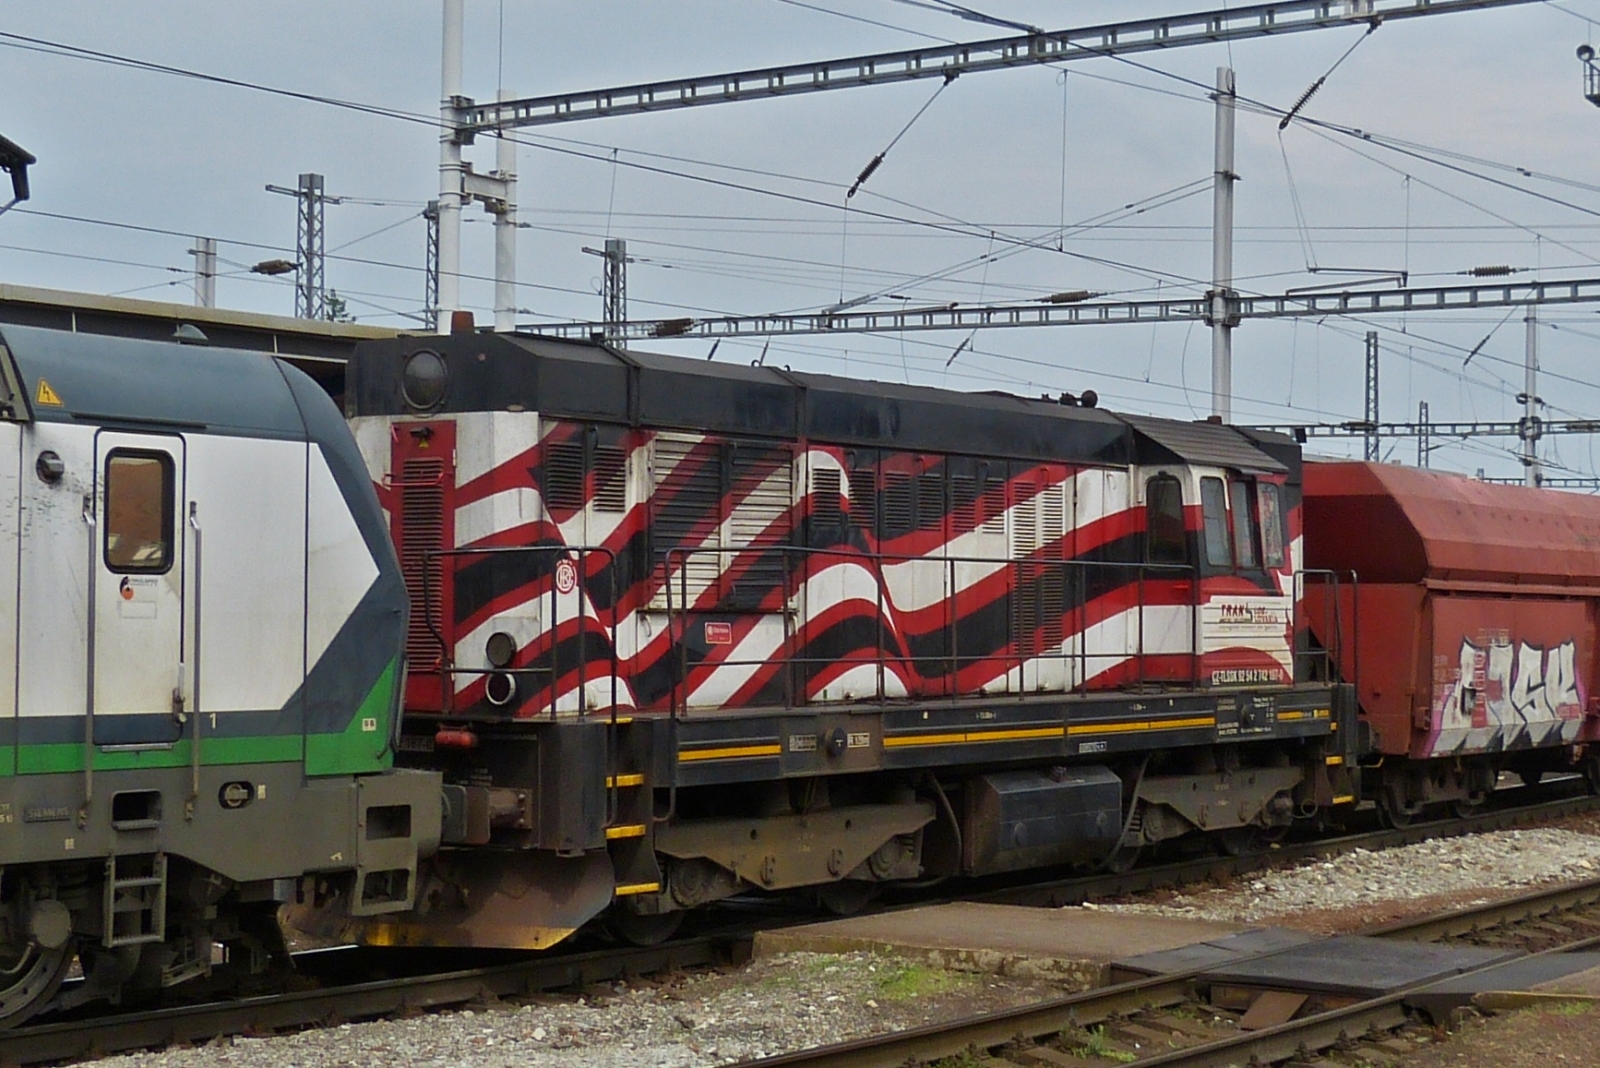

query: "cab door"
(91, 431), (185, 745)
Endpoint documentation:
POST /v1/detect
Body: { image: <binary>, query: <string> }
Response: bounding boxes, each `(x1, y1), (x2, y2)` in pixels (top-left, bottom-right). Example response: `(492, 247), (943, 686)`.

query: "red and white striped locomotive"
(354, 337), (1303, 720)
(305, 328), (1357, 950)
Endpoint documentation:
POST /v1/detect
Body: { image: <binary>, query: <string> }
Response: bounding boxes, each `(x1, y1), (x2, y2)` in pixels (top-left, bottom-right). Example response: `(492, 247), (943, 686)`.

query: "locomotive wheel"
(1215, 826), (1267, 857)
(1102, 842), (1141, 874)
(609, 908), (684, 947)
(0, 938), (73, 1029)
(1377, 795), (1413, 829)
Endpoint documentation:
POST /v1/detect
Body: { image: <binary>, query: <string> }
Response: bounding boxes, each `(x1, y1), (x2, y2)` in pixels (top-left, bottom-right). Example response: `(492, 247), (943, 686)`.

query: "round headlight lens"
(485, 631), (518, 669)
(401, 349), (448, 411)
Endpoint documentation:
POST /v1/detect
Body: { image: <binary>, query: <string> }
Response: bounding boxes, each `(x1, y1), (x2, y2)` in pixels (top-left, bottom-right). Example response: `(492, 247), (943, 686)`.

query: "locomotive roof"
(348, 330), (1291, 473)
(0, 323), (313, 436)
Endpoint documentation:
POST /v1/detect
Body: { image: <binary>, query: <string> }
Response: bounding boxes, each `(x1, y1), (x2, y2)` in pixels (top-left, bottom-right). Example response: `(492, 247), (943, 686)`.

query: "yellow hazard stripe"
(606, 773), (646, 788)
(1066, 715), (1216, 737)
(605, 824), (647, 840)
(1278, 711), (1305, 721)
(1325, 755), (1344, 766)
(614, 882), (660, 896)
(1332, 794), (1356, 805)
(884, 726), (1065, 749)
(678, 743), (782, 763)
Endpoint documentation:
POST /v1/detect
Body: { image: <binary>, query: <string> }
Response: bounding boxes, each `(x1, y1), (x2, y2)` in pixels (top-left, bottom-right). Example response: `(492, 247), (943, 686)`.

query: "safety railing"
(661, 544), (1201, 718)
(1294, 568), (1360, 697)
(416, 543), (622, 722)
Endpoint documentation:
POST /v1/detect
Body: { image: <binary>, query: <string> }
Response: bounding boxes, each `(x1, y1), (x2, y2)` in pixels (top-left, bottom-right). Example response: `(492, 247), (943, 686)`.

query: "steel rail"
(741, 877), (1600, 1067)
(515, 277), (1600, 341)
(9, 787), (1596, 1065)
(0, 937), (725, 1066)
(461, 0), (1536, 133)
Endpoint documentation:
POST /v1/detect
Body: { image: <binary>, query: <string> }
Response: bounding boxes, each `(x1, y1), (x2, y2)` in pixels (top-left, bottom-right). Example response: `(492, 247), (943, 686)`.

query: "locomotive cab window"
(1259, 482), (1286, 568)
(1200, 477), (1231, 568)
(1145, 475), (1187, 565)
(1229, 479), (1260, 569)
(104, 451), (174, 573)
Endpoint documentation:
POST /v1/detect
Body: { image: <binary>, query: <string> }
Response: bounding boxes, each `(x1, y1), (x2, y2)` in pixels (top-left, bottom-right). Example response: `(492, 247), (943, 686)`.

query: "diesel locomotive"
(0, 325), (440, 1027)
(296, 328), (1369, 951)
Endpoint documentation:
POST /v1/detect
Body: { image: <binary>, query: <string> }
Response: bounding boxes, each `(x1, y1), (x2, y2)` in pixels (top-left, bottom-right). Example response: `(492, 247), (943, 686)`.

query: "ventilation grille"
(883, 474), (914, 535)
(544, 440), (585, 512)
(399, 458), (447, 668)
(917, 472), (944, 532)
(593, 444), (628, 514)
(951, 476), (977, 532)
(726, 445), (792, 609)
(981, 481), (1006, 535)
(849, 469), (876, 531)
(652, 436), (722, 608)
(812, 468), (842, 532)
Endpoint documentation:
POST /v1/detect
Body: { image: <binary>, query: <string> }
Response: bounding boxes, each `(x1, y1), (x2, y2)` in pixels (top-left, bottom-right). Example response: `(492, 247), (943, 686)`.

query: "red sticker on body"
(704, 621), (733, 645)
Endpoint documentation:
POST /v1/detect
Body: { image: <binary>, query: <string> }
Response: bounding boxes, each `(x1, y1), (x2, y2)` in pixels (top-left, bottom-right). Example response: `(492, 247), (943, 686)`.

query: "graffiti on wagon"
(1433, 636), (1584, 753)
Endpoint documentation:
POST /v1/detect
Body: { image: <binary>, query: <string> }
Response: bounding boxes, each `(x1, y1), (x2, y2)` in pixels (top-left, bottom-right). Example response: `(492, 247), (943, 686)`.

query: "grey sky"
(2, 2), (1598, 479)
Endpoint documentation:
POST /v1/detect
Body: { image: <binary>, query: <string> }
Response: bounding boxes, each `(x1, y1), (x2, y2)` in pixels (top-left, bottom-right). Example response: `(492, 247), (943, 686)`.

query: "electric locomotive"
(296, 327), (1356, 950)
(0, 325), (440, 1027)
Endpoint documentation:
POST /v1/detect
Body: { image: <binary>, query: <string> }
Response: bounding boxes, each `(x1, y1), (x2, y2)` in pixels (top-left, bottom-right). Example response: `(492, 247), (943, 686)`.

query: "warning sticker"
(704, 621), (733, 645)
(34, 379), (62, 407)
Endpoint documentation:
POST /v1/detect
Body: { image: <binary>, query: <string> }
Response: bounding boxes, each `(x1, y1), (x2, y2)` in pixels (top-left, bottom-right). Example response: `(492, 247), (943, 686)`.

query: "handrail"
(660, 543), (1208, 716)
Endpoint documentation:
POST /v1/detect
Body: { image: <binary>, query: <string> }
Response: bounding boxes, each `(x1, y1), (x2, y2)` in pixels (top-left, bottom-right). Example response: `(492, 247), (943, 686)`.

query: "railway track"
(741, 864), (1600, 1067)
(5, 785), (1596, 1066)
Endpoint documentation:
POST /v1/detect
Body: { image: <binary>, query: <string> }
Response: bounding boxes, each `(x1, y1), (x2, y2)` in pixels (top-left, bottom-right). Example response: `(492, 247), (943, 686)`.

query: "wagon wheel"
(609, 908), (684, 947)
(1377, 793), (1413, 829)
(0, 938), (73, 1029)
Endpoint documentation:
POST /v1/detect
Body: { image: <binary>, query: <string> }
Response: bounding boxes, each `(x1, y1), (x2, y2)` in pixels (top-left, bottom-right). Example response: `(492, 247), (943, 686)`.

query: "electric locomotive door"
(90, 432), (186, 746)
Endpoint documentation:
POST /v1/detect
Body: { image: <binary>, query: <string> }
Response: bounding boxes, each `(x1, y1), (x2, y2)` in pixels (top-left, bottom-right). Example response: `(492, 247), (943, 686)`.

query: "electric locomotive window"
(1145, 475), (1187, 565)
(1258, 482), (1286, 568)
(104, 451), (174, 573)
(1200, 477), (1231, 568)
(1229, 480), (1259, 569)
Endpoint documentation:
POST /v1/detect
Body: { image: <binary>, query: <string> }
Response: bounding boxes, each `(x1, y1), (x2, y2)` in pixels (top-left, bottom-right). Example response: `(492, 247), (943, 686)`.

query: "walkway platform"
(753, 903), (1268, 989)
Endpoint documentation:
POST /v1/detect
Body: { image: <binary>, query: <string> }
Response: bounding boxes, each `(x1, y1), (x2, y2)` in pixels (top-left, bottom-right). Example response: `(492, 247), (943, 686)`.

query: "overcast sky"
(3, 1), (1600, 480)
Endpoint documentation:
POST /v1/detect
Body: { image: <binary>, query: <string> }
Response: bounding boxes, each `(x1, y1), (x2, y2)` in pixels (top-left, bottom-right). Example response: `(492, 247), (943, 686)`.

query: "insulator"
(1470, 265), (1512, 277)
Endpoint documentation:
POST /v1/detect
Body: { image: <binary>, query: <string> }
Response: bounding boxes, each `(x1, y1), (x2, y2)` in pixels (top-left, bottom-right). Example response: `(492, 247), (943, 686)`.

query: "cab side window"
(1229, 480), (1259, 569)
(1145, 475), (1187, 564)
(1259, 482), (1286, 568)
(1200, 477), (1231, 568)
(105, 451), (174, 573)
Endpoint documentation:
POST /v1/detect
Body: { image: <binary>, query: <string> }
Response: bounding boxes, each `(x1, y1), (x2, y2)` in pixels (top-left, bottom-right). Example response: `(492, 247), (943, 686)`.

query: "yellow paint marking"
(1332, 795), (1356, 805)
(1313, 709), (1330, 718)
(678, 743), (782, 762)
(34, 379), (61, 406)
(606, 773), (646, 788)
(614, 882), (661, 897)
(1066, 716), (1215, 737)
(1278, 711), (1305, 721)
(1325, 755), (1345, 766)
(605, 824), (647, 840)
(884, 726), (1064, 749)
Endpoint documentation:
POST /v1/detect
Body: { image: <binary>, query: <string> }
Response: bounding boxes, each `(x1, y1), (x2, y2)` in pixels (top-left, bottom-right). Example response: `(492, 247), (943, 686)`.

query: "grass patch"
(1070, 1025), (1137, 1064)
(873, 962), (967, 1000)
(1537, 999), (1599, 1017)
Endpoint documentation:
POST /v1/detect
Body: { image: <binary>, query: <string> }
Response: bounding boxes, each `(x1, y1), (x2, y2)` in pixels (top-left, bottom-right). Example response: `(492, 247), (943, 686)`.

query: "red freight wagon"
(1302, 461), (1600, 822)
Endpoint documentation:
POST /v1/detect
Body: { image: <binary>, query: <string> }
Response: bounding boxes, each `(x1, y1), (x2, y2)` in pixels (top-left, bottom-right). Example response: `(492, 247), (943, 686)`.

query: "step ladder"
(103, 853), (167, 948)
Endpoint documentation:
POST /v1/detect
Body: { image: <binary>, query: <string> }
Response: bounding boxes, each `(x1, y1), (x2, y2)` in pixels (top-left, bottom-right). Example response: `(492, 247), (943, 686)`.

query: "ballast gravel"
(86, 823), (1600, 1067)
(87, 952), (1061, 1068)
(1099, 826), (1600, 930)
